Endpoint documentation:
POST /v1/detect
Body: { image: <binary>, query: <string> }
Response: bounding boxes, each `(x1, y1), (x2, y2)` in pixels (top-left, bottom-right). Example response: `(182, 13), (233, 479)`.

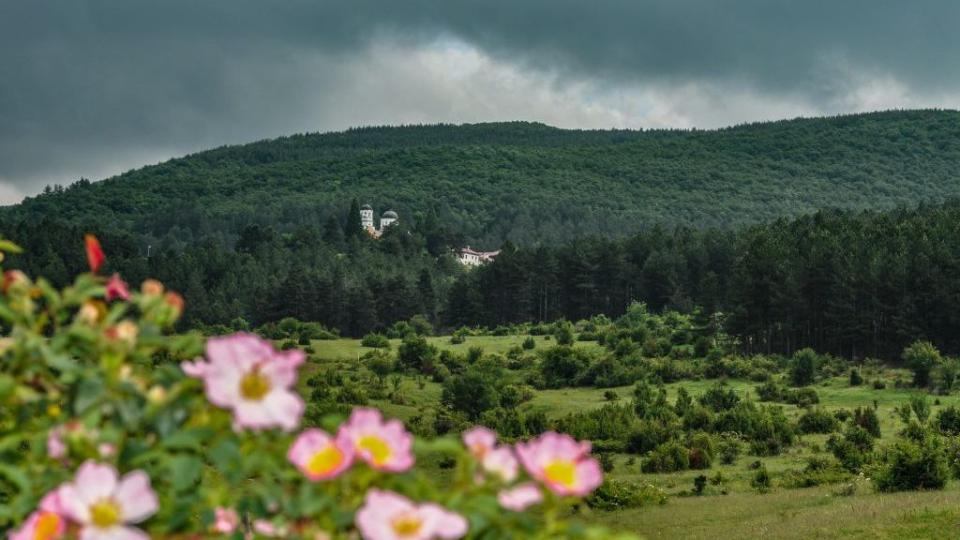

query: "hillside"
(7, 109), (960, 246)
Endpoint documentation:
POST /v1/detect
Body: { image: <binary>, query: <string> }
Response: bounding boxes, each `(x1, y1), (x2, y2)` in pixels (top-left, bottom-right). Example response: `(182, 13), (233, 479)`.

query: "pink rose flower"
(462, 426), (497, 460)
(355, 489), (468, 540)
(57, 461), (159, 540)
(47, 426), (67, 460)
(497, 483), (543, 512)
(288, 428), (354, 481)
(253, 519), (285, 537)
(182, 333), (305, 431)
(9, 490), (66, 540)
(338, 408), (414, 472)
(105, 274), (130, 301)
(515, 432), (603, 497)
(481, 446), (518, 482)
(212, 507), (239, 533)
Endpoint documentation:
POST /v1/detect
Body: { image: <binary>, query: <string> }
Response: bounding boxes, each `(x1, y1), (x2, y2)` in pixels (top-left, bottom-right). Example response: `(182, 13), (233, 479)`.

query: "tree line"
(5, 199), (960, 359)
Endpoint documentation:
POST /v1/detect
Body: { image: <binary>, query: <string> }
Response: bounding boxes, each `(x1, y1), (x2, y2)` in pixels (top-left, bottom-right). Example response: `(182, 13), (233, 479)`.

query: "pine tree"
(344, 199), (364, 239)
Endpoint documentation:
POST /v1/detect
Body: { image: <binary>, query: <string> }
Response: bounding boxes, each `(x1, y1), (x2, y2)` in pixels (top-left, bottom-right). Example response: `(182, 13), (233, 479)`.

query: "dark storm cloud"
(1, 0), (959, 202)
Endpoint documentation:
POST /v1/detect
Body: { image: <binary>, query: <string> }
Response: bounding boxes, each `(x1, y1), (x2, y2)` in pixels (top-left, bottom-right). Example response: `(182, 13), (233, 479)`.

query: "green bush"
(902, 340), (942, 388)
(849, 368), (864, 386)
(522, 336), (536, 350)
(874, 436), (949, 492)
(751, 464), (772, 493)
(853, 406), (882, 438)
(539, 346), (591, 388)
(585, 480), (668, 510)
(642, 440), (690, 473)
(789, 348), (818, 386)
(936, 406), (960, 435)
(798, 408), (840, 434)
(361, 332), (391, 348)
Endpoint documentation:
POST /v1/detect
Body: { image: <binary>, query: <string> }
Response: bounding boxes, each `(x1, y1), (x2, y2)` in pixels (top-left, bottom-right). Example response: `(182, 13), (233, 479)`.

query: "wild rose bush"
(0, 237), (636, 539)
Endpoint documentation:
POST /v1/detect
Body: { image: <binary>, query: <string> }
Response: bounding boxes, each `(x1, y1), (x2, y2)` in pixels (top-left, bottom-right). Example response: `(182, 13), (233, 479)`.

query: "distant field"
(308, 335), (601, 361)
(306, 335), (960, 539)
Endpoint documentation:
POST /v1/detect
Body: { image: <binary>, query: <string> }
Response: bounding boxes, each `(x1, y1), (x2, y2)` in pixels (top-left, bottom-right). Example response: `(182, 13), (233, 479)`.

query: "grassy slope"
(306, 335), (960, 539)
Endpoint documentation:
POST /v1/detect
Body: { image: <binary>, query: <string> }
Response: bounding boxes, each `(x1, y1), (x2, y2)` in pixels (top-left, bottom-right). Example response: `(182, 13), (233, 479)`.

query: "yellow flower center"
(33, 512), (61, 540)
(357, 435), (392, 465)
(391, 514), (423, 537)
(90, 499), (122, 528)
(306, 445), (344, 476)
(544, 460), (577, 488)
(239, 370), (271, 401)
(470, 444), (487, 459)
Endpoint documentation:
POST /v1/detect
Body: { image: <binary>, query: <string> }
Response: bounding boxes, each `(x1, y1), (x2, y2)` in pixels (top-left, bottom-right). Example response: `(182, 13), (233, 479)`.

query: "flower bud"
(2, 270), (28, 293)
(106, 321), (139, 346)
(141, 279), (164, 296)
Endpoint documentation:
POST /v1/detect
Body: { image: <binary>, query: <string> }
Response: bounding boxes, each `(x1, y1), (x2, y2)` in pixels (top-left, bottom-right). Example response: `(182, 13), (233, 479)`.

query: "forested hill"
(8, 109), (960, 247)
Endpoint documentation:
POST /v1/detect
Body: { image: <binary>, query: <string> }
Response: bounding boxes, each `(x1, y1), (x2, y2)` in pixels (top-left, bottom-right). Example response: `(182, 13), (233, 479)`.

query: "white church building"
(361, 204), (398, 238)
(458, 246), (500, 266)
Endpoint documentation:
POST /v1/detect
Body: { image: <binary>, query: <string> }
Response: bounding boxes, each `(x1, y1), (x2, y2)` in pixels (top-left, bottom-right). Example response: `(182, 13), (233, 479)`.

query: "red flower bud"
(2, 270), (27, 293)
(84, 234), (105, 274)
(164, 292), (184, 314)
(105, 273), (130, 301)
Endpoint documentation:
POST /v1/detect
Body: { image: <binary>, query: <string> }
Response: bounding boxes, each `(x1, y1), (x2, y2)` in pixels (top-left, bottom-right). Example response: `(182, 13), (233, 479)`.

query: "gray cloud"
(2, 1), (959, 202)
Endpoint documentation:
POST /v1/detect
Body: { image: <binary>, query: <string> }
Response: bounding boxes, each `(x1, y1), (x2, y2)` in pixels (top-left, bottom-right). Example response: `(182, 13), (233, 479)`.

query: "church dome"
(361, 204), (372, 210)
(382, 210), (398, 219)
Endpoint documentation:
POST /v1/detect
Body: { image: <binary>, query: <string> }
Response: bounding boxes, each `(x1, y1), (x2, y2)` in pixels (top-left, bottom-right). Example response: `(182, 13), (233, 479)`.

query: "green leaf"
(0, 240), (23, 253)
(169, 455), (203, 492)
(0, 374), (15, 400)
(73, 375), (105, 414)
(161, 428), (214, 451)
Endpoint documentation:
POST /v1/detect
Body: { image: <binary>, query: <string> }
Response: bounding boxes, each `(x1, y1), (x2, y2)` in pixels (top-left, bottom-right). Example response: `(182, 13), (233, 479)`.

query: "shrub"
(780, 456), (849, 488)
(408, 314), (434, 336)
(789, 348), (818, 386)
(849, 368), (863, 386)
(642, 440), (690, 473)
(361, 332), (391, 348)
(604, 390), (619, 401)
(798, 408), (840, 434)
(397, 334), (438, 373)
(874, 436), (949, 492)
(688, 432), (715, 469)
(698, 382), (741, 411)
(585, 480), (667, 510)
(853, 406), (882, 438)
(554, 321), (575, 346)
(441, 371), (501, 420)
(717, 435), (743, 465)
(280, 339), (298, 350)
(827, 426), (874, 472)
(522, 336), (536, 350)
(751, 465), (772, 493)
(785, 387), (820, 407)
(902, 340), (942, 388)
(936, 406), (960, 435)
(449, 333), (466, 345)
(755, 380), (783, 402)
(539, 346), (591, 388)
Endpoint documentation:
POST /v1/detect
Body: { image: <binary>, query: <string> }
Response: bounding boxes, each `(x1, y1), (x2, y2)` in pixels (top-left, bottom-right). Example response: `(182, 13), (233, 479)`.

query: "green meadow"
(305, 335), (960, 539)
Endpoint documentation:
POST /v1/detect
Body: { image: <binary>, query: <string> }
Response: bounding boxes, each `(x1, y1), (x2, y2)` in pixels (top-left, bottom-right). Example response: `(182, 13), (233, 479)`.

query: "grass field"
(306, 335), (960, 539)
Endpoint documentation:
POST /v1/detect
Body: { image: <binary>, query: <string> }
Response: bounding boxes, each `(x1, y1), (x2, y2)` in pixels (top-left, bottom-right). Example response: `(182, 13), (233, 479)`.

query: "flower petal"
(115, 471), (158, 523)
(73, 461), (118, 506)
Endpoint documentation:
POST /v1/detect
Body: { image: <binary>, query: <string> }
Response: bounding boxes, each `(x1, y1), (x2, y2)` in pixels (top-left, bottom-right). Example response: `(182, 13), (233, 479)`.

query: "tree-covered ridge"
(7, 198), (960, 360)
(8, 109), (960, 247)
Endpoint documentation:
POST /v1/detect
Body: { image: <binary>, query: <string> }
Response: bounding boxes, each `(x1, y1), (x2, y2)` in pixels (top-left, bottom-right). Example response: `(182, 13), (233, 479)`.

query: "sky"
(2, 1), (960, 204)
